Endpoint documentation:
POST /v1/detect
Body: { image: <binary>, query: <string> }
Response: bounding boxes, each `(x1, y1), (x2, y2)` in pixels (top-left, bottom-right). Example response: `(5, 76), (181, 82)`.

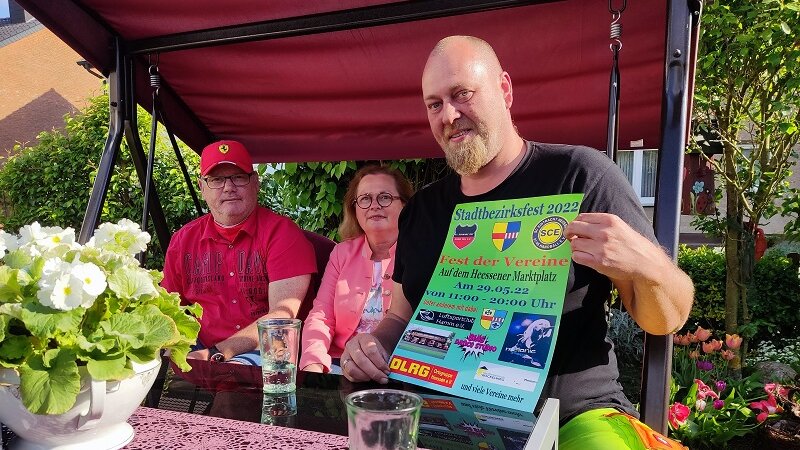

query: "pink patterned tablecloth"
(125, 407), (349, 449)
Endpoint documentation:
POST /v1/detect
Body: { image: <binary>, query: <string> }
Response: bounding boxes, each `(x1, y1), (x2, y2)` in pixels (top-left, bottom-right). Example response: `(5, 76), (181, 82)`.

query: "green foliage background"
(677, 246), (726, 331)
(0, 94), (201, 268)
(265, 159), (449, 239)
(677, 245), (800, 347)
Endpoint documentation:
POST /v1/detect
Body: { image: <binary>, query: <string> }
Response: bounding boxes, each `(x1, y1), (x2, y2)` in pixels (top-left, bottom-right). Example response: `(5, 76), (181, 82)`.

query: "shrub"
(747, 253), (800, 346)
(0, 94), (200, 269)
(607, 309), (644, 367)
(677, 245), (726, 332)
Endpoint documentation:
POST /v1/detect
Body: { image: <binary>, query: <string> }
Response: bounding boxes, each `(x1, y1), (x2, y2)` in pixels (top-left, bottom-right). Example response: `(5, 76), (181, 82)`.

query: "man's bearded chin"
(443, 134), (493, 176)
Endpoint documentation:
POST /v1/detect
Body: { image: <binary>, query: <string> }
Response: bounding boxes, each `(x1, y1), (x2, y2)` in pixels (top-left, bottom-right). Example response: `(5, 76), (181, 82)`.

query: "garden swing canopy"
(19, 0), (692, 162)
(17, 0), (702, 435)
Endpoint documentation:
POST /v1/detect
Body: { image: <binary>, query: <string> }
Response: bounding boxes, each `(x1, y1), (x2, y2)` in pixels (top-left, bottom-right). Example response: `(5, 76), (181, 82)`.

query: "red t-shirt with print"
(162, 206), (316, 347)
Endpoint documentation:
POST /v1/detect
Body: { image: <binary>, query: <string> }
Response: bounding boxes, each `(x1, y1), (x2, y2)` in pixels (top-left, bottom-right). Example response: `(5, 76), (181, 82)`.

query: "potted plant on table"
(0, 219), (201, 450)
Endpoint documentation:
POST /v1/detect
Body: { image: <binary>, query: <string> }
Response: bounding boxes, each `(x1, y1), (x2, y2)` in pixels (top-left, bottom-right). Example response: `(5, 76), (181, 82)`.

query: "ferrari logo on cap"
(218, 144), (229, 154)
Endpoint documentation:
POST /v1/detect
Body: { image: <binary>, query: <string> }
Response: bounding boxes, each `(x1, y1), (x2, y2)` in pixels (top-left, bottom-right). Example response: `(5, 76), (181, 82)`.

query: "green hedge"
(678, 245), (800, 346)
(0, 94), (200, 269)
(747, 252), (800, 344)
(677, 245), (726, 331)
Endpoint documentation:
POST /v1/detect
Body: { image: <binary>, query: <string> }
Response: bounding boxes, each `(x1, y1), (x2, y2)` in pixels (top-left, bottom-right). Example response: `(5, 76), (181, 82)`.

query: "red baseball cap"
(200, 140), (254, 176)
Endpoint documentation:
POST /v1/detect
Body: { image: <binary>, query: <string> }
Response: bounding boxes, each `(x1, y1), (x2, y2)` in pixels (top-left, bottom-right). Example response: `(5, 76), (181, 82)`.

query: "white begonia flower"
(48, 274), (84, 310)
(17, 223), (77, 259)
(88, 218), (150, 256)
(71, 262), (107, 298)
(0, 230), (19, 256)
(40, 226), (76, 249)
(18, 222), (47, 246)
(37, 260), (106, 311)
(37, 258), (72, 309)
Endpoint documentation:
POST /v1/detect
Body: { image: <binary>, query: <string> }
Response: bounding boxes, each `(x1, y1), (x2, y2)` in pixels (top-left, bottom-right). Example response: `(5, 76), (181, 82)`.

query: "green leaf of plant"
(0, 335), (32, 362)
(128, 346), (160, 364)
(134, 304), (177, 348)
(100, 313), (147, 348)
(76, 334), (118, 354)
(166, 343), (192, 372)
(780, 21), (791, 34)
(0, 266), (23, 303)
(107, 266), (158, 300)
(19, 350), (81, 415)
(86, 355), (133, 380)
(19, 302), (84, 339)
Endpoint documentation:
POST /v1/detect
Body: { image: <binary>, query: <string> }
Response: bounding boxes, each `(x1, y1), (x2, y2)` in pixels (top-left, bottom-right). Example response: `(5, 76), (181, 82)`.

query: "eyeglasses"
(354, 192), (402, 209)
(202, 172), (254, 189)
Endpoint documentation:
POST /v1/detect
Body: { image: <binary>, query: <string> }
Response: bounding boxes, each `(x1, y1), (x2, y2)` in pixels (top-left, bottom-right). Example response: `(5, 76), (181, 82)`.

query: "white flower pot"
(0, 358), (161, 450)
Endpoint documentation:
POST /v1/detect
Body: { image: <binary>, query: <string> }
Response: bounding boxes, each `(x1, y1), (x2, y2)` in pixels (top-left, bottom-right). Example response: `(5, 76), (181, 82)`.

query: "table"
(142, 358), (558, 450)
(2, 357), (558, 449)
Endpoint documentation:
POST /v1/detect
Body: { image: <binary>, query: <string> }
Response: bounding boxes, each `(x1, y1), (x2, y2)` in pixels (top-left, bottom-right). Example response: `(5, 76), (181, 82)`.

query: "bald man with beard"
(341, 36), (692, 449)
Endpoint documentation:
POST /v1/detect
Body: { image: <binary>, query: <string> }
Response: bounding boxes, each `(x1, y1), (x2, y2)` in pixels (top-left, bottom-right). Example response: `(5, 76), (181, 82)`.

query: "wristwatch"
(208, 345), (226, 362)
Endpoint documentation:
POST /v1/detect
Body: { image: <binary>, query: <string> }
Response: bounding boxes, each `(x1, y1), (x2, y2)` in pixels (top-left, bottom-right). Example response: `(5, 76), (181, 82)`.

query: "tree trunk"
(724, 149), (744, 374)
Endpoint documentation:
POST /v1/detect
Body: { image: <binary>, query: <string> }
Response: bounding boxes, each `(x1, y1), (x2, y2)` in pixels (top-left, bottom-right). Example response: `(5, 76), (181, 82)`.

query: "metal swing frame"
(21, 0), (702, 434)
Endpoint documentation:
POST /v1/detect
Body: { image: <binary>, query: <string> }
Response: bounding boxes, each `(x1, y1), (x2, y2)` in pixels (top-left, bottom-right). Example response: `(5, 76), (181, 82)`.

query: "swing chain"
(609, 0), (625, 52)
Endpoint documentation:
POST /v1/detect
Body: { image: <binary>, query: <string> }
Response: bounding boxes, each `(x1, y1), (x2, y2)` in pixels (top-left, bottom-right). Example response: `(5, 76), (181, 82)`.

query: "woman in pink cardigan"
(299, 165), (414, 373)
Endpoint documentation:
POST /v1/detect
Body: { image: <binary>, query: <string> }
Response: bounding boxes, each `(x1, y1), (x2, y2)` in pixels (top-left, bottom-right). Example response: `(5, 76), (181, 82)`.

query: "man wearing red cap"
(163, 140), (316, 364)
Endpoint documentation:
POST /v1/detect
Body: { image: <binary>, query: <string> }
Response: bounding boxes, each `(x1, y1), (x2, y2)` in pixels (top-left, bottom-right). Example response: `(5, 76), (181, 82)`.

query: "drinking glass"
(257, 318), (301, 393)
(345, 389), (422, 450)
(261, 392), (297, 426)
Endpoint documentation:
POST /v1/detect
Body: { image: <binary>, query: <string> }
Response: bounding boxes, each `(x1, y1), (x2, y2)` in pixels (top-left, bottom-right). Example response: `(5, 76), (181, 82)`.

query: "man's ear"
(500, 71), (513, 109)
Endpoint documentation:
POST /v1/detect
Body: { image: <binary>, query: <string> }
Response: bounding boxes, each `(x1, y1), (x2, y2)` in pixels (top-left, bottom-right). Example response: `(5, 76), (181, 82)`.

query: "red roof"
(18, 0), (675, 163)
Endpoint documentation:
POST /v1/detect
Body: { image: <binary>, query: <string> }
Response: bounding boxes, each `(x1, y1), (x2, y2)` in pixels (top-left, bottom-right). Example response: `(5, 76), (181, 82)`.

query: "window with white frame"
(616, 149), (657, 206)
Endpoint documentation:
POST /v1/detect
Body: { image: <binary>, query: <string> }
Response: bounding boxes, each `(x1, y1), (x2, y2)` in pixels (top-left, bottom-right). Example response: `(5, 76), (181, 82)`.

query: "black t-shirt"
(393, 141), (656, 423)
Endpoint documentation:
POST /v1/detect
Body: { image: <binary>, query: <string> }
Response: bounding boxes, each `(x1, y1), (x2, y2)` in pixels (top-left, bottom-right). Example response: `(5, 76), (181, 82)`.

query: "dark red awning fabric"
(19, 0), (667, 162)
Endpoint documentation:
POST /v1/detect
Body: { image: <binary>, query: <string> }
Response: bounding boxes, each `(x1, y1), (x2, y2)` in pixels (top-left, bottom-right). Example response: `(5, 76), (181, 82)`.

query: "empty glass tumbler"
(345, 389), (422, 450)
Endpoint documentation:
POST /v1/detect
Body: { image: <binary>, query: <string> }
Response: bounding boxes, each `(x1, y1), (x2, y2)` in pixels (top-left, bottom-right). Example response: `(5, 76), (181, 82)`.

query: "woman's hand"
(303, 363), (325, 373)
(341, 333), (390, 383)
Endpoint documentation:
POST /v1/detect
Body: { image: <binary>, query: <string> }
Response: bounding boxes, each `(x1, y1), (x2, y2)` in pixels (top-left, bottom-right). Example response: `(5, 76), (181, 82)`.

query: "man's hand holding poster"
(389, 194), (583, 412)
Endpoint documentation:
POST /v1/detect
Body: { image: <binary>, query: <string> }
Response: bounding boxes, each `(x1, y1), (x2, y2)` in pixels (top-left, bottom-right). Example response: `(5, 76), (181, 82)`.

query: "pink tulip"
(702, 341), (716, 354)
(669, 402), (690, 429)
(764, 383), (789, 398)
(696, 399), (707, 411)
(711, 339), (723, 351)
(688, 332), (698, 343)
(689, 350), (700, 360)
(725, 334), (742, 350)
(750, 394), (784, 423)
(721, 350), (735, 361)
(694, 326), (712, 342)
(695, 379), (719, 400)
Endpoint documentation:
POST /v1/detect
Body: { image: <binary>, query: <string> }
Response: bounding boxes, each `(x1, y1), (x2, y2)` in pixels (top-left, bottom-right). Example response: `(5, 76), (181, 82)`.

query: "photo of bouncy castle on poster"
(389, 194), (583, 412)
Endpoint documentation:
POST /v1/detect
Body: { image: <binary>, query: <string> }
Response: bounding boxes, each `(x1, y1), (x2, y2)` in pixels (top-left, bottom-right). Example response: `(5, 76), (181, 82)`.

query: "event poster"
(389, 194), (583, 412)
(416, 394), (536, 450)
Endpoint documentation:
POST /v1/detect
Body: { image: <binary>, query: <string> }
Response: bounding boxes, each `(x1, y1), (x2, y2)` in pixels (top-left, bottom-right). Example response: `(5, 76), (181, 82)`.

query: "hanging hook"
(149, 64), (161, 95)
(608, 0), (627, 14)
(610, 10), (622, 52)
(609, 0), (625, 51)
